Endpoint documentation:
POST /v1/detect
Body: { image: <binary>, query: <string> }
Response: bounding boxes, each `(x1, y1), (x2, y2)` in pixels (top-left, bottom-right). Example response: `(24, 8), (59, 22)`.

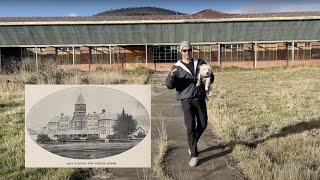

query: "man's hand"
(170, 68), (178, 77)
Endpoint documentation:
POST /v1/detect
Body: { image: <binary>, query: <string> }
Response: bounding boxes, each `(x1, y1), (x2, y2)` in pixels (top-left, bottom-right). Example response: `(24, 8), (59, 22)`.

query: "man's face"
(181, 46), (192, 60)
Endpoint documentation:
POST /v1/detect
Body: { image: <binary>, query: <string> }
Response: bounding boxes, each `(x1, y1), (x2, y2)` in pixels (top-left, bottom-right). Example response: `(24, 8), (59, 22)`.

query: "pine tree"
(112, 108), (137, 139)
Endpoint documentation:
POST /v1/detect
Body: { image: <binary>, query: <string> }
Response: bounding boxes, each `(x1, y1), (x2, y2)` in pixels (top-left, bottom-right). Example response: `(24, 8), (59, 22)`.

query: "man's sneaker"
(189, 157), (199, 167)
(188, 148), (191, 156)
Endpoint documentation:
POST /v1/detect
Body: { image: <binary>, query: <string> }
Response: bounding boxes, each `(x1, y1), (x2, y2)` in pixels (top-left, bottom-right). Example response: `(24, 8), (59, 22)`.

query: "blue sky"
(0, 0), (319, 17)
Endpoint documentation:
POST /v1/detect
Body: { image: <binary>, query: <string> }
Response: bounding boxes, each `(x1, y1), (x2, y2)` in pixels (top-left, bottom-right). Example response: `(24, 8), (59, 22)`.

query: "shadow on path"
(198, 147), (232, 166)
(197, 116), (320, 165)
(238, 116), (320, 148)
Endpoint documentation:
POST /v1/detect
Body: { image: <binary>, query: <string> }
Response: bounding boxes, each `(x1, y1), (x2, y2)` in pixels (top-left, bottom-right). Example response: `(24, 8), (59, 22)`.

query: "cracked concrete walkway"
(151, 72), (244, 180)
(90, 72), (245, 180)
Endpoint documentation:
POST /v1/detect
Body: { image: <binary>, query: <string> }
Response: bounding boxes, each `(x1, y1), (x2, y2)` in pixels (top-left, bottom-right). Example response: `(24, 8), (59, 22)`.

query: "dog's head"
(199, 64), (211, 78)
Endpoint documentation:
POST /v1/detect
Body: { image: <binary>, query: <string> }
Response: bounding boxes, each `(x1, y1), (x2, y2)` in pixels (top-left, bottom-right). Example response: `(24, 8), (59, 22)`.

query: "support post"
(0, 48), (2, 71)
(218, 43), (221, 67)
(254, 43), (257, 68)
(276, 43), (278, 61)
(145, 44), (148, 68)
(72, 46), (75, 67)
(224, 45), (227, 61)
(35, 47), (39, 71)
(297, 43), (299, 60)
(310, 42), (312, 60)
(262, 44), (265, 60)
(21, 48), (23, 61)
(292, 42), (295, 65)
(88, 47), (91, 70)
(109, 46), (112, 68)
(230, 44), (233, 60)
(236, 44), (239, 61)
(209, 44), (212, 62)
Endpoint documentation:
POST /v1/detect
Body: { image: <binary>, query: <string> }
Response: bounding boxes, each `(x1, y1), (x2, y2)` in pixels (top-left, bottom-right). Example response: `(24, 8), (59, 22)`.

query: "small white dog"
(196, 64), (213, 100)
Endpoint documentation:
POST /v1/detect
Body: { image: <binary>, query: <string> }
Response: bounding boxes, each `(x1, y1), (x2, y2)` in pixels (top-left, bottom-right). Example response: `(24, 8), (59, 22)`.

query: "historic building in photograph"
(43, 93), (117, 140)
(1, 9), (320, 71)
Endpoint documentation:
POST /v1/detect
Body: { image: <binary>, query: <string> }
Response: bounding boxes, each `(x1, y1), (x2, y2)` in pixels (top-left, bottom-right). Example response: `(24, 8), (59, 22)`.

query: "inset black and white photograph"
(25, 85), (150, 168)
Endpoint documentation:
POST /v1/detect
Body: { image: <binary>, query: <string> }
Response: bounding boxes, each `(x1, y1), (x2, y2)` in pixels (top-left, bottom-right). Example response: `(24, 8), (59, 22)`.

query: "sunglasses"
(182, 49), (192, 52)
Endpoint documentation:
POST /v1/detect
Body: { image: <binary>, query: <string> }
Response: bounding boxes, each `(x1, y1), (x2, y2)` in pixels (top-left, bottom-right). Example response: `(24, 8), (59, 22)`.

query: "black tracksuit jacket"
(165, 58), (214, 101)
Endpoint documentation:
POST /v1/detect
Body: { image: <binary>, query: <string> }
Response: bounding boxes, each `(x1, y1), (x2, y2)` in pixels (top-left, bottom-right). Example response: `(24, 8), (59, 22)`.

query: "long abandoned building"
(43, 92), (117, 140)
(0, 11), (320, 71)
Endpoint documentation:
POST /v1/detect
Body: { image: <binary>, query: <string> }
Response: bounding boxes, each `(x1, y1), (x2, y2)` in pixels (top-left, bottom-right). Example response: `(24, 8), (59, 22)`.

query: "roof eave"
(1, 16), (320, 26)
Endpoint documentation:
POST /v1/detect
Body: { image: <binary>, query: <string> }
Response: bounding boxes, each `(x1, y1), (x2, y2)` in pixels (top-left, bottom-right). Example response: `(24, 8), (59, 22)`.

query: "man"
(165, 41), (214, 167)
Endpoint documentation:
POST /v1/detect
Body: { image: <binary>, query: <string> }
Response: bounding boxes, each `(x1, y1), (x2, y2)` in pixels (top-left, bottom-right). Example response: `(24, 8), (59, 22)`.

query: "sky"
(0, 0), (320, 17)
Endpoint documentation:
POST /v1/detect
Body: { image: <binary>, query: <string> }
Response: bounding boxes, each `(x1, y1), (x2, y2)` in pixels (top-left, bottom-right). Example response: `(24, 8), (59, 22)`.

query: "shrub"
(80, 76), (89, 84)
(57, 135), (71, 142)
(72, 136), (80, 140)
(26, 74), (38, 84)
(36, 134), (52, 144)
(53, 69), (67, 84)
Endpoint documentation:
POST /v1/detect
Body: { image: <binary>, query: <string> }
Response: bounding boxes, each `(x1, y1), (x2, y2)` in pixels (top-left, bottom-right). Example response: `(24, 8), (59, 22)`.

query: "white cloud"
(68, 12), (77, 17)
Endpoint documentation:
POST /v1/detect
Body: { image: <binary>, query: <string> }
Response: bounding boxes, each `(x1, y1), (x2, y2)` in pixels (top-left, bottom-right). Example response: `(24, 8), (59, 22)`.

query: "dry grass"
(207, 67), (320, 179)
(233, 129), (320, 180)
(1, 67), (149, 87)
(152, 113), (171, 179)
(0, 65), (149, 179)
(208, 67), (320, 142)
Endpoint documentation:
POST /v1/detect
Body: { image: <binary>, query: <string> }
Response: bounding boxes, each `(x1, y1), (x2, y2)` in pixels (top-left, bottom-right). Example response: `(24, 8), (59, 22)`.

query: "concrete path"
(151, 72), (245, 180)
(89, 72), (245, 180)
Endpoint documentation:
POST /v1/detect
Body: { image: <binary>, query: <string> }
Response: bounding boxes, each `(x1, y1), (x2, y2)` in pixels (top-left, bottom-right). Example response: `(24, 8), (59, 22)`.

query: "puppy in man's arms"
(196, 64), (213, 100)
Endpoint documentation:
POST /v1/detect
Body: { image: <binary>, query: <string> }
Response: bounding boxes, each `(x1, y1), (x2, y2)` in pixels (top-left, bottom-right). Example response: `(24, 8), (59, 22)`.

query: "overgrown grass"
(0, 64), (150, 179)
(233, 129), (320, 180)
(207, 67), (320, 179)
(208, 67), (320, 142)
(1, 66), (149, 86)
(152, 113), (170, 179)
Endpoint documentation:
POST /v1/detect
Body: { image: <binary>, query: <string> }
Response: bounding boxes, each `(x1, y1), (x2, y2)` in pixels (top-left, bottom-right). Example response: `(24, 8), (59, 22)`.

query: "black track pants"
(181, 98), (208, 157)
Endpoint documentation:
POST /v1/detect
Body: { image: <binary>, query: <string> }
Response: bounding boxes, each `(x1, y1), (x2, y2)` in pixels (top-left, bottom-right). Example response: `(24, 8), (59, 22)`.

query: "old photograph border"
(25, 85), (151, 168)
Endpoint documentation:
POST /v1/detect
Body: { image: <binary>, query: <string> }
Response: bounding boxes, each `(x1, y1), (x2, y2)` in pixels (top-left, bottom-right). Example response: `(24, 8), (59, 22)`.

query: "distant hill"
(95, 7), (320, 20)
(95, 6), (186, 16)
(193, 9), (236, 18)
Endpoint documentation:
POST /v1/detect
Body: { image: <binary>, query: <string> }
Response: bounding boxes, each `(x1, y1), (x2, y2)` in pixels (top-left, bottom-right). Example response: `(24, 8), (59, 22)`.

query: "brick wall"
(256, 60), (289, 68)
(220, 61), (255, 68)
(57, 59), (320, 72)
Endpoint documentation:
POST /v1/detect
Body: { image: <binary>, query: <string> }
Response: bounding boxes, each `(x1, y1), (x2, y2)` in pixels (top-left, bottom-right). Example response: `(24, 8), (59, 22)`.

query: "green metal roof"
(0, 20), (319, 46)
